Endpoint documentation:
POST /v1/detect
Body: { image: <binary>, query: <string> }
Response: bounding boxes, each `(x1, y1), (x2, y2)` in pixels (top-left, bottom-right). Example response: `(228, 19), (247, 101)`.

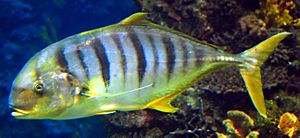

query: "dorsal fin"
(119, 13), (224, 50)
(119, 12), (151, 25)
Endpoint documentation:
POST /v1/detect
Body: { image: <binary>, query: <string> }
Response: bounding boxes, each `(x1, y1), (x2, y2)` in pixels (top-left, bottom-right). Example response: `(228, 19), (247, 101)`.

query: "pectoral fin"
(80, 77), (106, 97)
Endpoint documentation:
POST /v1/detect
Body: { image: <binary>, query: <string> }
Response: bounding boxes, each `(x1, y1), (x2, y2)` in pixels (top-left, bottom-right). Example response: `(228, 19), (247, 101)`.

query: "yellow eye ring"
(34, 81), (44, 93)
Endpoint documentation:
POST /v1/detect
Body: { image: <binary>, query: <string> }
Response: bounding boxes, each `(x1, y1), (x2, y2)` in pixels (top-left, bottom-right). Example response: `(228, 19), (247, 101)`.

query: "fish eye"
(33, 80), (44, 93)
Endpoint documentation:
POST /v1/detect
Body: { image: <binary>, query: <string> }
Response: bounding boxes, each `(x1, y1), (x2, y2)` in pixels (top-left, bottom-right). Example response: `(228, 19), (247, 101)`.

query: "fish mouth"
(10, 106), (30, 117)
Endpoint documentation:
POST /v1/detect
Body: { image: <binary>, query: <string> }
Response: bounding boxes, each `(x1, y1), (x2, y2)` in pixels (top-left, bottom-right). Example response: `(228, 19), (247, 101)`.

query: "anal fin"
(148, 101), (178, 113)
(95, 111), (116, 115)
(146, 92), (180, 113)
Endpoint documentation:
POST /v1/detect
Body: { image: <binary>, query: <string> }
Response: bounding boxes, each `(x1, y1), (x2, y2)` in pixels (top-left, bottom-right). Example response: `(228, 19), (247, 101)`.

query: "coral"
(286, 29), (300, 93)
(278, 112), (300, 137)
(136, 0), (211, 39)
(105, 89), (221, 137)
(202, 0), (243, 32)
(247, 131), (260, 138)
(253, 91), (300, 137)
(220, 110), (258, 138)
(238, 15), (267, 38)
(166, 89), (219, 137)
(226, 110), (254, 135)
(105, 110), (154, 128)
(271, 90), (300, 116)
(256, 0), (300, 28)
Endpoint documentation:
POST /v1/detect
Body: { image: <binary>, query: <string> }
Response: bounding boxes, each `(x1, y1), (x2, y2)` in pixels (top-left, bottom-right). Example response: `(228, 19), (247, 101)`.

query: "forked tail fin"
(239, 32), (291, 118)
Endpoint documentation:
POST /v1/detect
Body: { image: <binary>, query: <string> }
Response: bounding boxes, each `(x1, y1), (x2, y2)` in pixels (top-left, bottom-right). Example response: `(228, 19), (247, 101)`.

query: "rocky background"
(0, 0), (299, 137)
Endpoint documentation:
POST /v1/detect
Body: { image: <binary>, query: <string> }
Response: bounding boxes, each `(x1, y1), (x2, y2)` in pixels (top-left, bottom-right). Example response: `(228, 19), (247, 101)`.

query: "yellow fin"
(120, 13), (224, 50)
(81, 77), (106, 97)
(239, 32), (291, 118)
(95, 111), (116, 115)
(241, 32), (291, 66)
(146, 93), (179, 113)
(119, 12), (150, 25)
(148, 100), (178, 113)
(240, 68), (266, 118)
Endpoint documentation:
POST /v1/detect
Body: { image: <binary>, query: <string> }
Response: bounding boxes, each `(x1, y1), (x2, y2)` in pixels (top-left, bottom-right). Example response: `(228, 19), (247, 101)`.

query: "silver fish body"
(8, 13), (290, 119)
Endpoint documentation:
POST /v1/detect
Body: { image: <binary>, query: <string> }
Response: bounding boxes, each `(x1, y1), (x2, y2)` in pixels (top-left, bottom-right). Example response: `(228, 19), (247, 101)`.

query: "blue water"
(0, 0), (139, 137)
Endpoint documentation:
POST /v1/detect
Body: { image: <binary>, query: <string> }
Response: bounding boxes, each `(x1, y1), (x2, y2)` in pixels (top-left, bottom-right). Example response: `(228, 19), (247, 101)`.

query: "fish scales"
(171, 37), (186, 74)
(56, 39), (105, 94)
(162, 37), (176, 82)
(75, 45), (89, 79)
(79, 39), (107, 93)
(113, 31), (139, 93)
(127, 29), (147, 87)
(60, 26), (228, 106)
(180, 39), (189, 73)
(133, 29), (157, 89)
(148, 32), (168, 88)
(95, 33), (126, 92)
(90, 39), (110, 89)
(63, 42), (88, 83)
(109, 33), (127, 90)
(78, 42), (101, 79)
(55, 47), (69, 73)
(9, 13), (290, 119)
(57, 26), (215, 99)
(113, 27), (216, 99)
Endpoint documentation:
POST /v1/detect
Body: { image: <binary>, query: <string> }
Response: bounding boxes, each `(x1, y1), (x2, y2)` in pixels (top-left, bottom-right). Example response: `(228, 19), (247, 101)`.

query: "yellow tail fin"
(239, 32), (291, 118)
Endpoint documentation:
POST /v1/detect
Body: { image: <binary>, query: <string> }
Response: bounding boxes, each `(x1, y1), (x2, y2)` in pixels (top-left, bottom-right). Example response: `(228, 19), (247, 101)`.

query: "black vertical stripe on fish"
(180, 40), (189, 73)
(163, 37), (176, 82)
(128, 32), (147, 86)
(56, 47), (69, 72)
(194, 46), (203, 67)
(56, 46), (75, 83)
(75, 46), (89, 79)
(92, 38), (110, 88)
(147, 34), (158, 87)
(110, 34), (127, 83)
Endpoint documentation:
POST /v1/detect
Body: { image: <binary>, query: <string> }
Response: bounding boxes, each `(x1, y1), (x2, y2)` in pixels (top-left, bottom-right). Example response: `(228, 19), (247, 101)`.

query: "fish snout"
(9, 88), (39, 112)
(9, 104), (30, 117)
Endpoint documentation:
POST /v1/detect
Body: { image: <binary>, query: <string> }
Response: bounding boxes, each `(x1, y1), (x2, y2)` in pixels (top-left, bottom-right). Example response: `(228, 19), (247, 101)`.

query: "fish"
(8, 13), (291, 120)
